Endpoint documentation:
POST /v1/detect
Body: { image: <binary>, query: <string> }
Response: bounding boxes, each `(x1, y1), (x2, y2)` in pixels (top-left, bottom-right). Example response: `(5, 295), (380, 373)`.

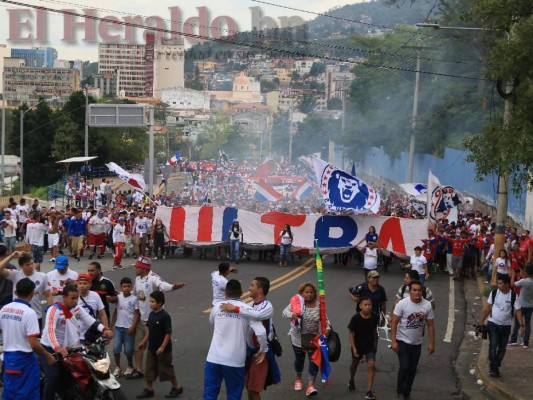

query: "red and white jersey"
(89, 216), (110, 235)
(113, 223), (126, 243)
(134, 271), (174, 321)
(26, 222), (48, 246)
(47, 269), (79, 303)
(133, 217), (149, 235)
(41, 303), (99, 350)
(0, 299), (40, 352)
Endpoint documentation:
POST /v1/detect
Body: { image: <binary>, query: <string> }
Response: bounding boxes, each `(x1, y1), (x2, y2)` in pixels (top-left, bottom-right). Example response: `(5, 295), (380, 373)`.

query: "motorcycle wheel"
(101, 388), (128, 400)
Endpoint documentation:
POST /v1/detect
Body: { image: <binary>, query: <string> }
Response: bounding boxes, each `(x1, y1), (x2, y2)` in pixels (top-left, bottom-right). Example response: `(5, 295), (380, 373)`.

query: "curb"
(473, 275), (524, 400)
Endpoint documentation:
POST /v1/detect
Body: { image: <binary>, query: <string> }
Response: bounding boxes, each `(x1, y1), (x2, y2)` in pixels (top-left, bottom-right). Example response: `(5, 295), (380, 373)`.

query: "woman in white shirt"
(278, 225), (293, 267)
(494, 249), (511, 279)
(410, 246), (429, 285)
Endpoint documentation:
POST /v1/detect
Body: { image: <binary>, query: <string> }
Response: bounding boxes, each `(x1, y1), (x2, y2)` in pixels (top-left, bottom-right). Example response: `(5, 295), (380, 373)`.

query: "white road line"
(443, 278), (455, 343)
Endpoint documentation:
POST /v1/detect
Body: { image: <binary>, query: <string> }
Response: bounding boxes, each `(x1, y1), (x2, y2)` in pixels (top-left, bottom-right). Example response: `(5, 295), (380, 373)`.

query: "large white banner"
(155, 206), (428, 256)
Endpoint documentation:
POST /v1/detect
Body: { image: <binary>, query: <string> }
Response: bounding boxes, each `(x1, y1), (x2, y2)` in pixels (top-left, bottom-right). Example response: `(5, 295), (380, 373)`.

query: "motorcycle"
(42, 334), (127, 400)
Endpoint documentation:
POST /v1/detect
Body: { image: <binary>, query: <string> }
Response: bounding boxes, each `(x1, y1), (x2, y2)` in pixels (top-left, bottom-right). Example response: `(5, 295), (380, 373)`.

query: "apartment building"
(11, 47), (57, 68)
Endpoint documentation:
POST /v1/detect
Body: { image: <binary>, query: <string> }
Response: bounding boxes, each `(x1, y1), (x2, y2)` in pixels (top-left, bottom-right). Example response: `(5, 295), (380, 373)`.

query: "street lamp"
(19, 97), (58, 196)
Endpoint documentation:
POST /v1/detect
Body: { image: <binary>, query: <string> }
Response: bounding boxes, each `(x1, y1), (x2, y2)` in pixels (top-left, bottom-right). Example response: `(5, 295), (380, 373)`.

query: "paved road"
(42, 252), (467, 400)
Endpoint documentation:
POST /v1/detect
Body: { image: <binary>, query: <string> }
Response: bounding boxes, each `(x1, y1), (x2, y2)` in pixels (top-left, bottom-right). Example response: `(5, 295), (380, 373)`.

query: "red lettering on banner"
(260, 212), (306, 242)
(197, 206), (213, 241)
(170, 207), (185, 241)
(379, 218), (406, 254)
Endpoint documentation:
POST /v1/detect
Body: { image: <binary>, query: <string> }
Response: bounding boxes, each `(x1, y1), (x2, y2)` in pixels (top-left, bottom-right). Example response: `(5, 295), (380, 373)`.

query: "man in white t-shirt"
(480, 274), (524, 377)
(362, 241), (379, 276)
(88, 211), (111, 259)
(211, 262), (237, 305)
(47, 255), (79, 302)
(0, 278), (56, 399)
(76, 273), (109, 338)
(25, 215), (48, 271)
(1, 251), (53, 330)
(133, 210), (149, 257)
(1, 210), (17, 253)
(204, 279), (267, 400)
(410, 246), (429, 285)
(391, 280), (435, 399)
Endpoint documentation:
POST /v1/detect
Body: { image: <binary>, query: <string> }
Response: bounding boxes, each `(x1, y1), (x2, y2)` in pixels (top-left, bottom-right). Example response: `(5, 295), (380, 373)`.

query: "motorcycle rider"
(40, 284), (114, 400)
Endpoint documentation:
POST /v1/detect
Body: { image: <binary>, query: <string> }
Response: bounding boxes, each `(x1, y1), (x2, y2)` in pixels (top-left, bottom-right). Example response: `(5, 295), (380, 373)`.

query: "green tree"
(298, 93), (316, 114)
(309, 62), (326, 76)
(195, 114), (250, 159)
(260, 80), (278, 93)
(327, 98), (343, 110)
(51, 114), (81, 159)
(292, 115), (342, 158)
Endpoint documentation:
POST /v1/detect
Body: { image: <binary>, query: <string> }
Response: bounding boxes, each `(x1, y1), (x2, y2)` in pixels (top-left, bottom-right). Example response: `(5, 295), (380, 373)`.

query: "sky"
(0, 0), (364, 61)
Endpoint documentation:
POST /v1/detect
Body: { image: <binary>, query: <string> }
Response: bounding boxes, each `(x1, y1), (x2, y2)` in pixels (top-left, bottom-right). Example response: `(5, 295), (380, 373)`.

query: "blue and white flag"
(428, 171), (464, 222)
(399, 183), (427, 200)
(254, 181), (283, 202)
(293, 181), (313, 200)
(311, 157), (380, 213)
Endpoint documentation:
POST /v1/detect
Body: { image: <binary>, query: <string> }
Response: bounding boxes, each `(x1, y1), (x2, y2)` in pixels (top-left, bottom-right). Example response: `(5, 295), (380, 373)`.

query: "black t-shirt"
(147, 309), (172, 354)
(90, 276), (116, 320)
(0, 262), (16, 303)
(356, 282), (388, 315)
(347, 312), (379, 354)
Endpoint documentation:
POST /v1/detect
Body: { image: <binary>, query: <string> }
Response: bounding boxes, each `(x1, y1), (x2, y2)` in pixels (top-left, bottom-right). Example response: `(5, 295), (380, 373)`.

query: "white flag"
(311, 157), (380, 214)
(399, 183), (428, 201)
(427, 171), (463, 222)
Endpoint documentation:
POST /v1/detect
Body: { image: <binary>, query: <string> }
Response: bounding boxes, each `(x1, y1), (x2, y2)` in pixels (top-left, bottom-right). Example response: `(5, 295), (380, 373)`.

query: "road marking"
(443, 278), (455, 343)
(202, 257), (316, 314)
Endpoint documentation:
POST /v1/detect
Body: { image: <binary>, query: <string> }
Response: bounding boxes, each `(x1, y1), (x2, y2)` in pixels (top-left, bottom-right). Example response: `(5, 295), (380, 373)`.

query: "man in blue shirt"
(67, 208), (87, 261)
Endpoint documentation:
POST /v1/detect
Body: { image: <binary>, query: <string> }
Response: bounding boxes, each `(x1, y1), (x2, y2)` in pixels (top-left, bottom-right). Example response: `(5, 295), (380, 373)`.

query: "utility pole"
(19, 110), (23, 197)
(288, 107), (294, 163)
(1, 72), (5, 196)
(148, 106), (154, 197)
(407, 49), (421, 183)
(84, 85), (89, 158)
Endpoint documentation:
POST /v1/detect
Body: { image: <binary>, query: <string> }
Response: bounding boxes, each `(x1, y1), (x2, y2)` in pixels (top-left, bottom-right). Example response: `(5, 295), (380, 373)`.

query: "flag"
(311, 157), (380, 213)
(293, 181), (313, 200)
(409, 199), (427, 216)
(166, 151), (182, 166)
(106, 162), (145, 191)
(399, 183), (427, 200)
(256, 157), (278, 177)
(428, 171), (464, 222)
(311, 240), (331, 382)
(218, 149), (229, 169)
(254, 181), (283, 202)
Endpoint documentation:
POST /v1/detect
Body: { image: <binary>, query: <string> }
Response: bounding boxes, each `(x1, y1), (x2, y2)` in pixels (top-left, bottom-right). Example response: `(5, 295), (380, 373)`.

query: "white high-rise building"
(153, 38), (185, 99)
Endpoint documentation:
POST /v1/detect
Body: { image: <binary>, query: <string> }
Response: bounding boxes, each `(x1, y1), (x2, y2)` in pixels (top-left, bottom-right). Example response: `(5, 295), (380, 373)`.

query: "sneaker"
(97, 255), (103, 259)
(294, 379), (303, 391)
(153, 257), (158, 260)
(165, 387), (183, 398)
(88, 254), (94, 260)
(75, 257), (80, 262)
(162, 255), (166, 259)
(305, 386), (318, 397)
(124, 367), (134, 376)
(508, 341), (518, 346)
(489, 368), (501, 377)
(127, 370), (144, 380)
(484, 281), (489, 284)
(348, 380), (355, 392)
(136, 389), (154, 399)
(524, 345), (529, 349)
(112, 265), (120, 270)
(112, 367), (122, 378)
(48, 258), (56, 262)
(365, 391), (376, 400)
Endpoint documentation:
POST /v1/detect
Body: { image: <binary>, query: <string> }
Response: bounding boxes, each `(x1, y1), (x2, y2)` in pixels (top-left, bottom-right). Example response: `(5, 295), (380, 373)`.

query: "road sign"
(89, 104), (147, 127)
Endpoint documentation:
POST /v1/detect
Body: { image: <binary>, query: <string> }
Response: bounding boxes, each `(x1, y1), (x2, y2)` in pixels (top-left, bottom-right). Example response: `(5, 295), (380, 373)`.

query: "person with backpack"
(393, 270), (436, 313)
(480, 274), (524, 377)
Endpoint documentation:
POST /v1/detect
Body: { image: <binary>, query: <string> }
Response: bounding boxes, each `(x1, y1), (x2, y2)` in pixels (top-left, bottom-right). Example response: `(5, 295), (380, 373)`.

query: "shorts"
(31, 245), (44, 263)
(134, 320), (147, 348)
(245, 356), (269, 393)
(351, 349), (376, 363)
(48, 233), (60, 248)
(89, 233), (105, 247)
(144, 350), (176, 382)
(71, 236), (85, 251)
(451, 255), (463, 270)
(113, 326), (135, 357)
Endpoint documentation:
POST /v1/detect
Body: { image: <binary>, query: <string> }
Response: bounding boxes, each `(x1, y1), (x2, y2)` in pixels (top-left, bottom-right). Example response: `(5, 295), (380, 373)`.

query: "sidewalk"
(473, 276), (533, 400)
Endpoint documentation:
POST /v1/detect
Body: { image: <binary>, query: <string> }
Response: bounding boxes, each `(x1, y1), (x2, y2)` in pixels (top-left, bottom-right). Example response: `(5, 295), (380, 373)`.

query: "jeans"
(40, 346), (61, 400)
(486, 261), (493, 282)
(511, 307), (532, 346)
(487, 321), (511, 370)
(229, 240), (240, 262)
(419, 273), (426, 286)
(3, 236), (16, 252)
(396, 340), (421, 397)
(113, 326), (134, 357)
(203, 361), (245, 400)
(280, 243), (291, 264)
(292, 345), (318, 381)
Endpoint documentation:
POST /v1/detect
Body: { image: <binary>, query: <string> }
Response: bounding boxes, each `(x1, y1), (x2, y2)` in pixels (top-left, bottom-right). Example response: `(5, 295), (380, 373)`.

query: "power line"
(0, 0), (491, 82)
(33, 0), (480, 66)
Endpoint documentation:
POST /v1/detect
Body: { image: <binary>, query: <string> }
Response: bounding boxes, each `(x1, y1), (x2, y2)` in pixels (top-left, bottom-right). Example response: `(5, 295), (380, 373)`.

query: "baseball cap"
(367, 270), (380, 279)
(233, 219), (239, 223)
(55, 255), (69, 270)
(118, 217), (125, 221)
(135, 256), (152, 270)
(77, 273), (92, 283)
